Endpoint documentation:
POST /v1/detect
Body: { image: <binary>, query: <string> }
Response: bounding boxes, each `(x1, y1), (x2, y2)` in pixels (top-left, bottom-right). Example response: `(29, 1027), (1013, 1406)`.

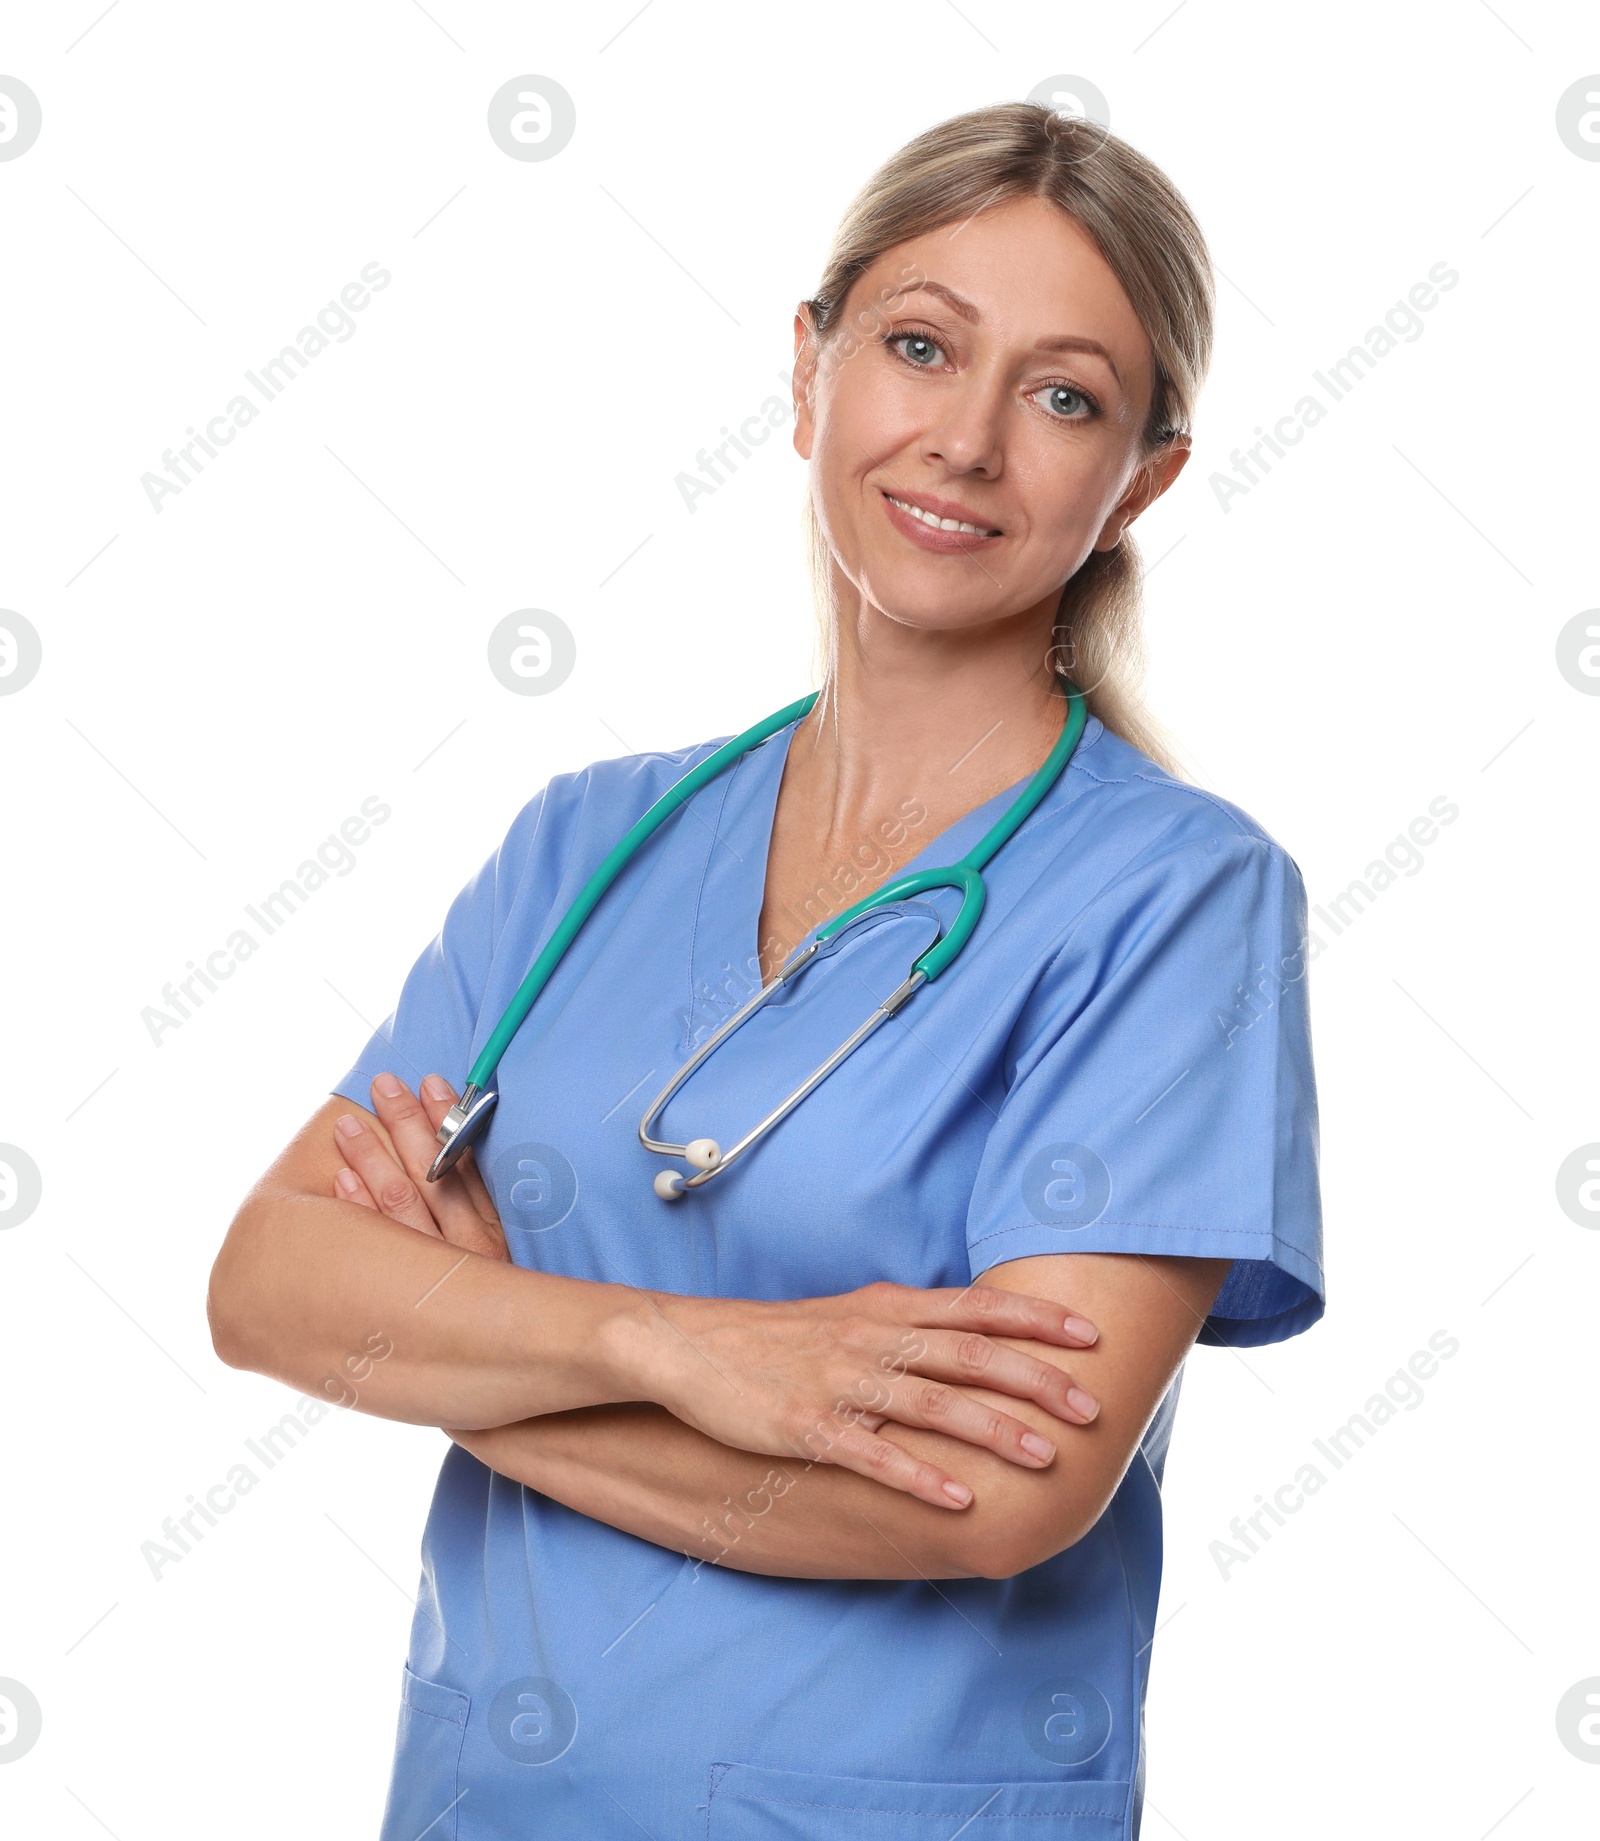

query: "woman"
(209, 103), (1324, 1840)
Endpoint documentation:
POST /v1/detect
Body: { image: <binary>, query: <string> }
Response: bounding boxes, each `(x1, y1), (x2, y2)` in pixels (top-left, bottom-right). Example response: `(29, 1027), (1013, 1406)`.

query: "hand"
(331, 1073), (507, 1263)
(629, 1280), (1102, 1511)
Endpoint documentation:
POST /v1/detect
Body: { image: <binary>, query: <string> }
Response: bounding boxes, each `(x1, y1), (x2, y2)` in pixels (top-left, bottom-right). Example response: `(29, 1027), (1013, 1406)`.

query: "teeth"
(887, 494), (994, 536)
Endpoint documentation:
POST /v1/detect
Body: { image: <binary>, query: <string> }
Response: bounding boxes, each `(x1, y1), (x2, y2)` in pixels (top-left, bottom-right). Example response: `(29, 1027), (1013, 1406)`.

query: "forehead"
(849, 194), (1154, 413)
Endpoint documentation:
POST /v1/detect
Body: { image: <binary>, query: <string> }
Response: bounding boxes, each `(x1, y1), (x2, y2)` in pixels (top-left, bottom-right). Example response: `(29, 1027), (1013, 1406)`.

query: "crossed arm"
(207, 1074), (1229, 1582)
(446, 1235), (1227, 1582)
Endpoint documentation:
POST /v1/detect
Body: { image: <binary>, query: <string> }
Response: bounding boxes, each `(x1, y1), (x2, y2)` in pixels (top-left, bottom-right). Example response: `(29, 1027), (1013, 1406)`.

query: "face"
(793, 194), (1189, 642)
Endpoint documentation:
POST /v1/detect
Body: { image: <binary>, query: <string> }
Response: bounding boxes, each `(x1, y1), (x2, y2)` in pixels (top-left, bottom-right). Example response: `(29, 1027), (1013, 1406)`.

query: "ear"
(1092, 435), (1191, 552)
(791, 306), (820, 462)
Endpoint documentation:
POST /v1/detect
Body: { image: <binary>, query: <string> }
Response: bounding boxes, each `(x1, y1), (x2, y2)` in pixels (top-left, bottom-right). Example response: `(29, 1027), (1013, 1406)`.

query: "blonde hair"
(799, 102), (1215, 777)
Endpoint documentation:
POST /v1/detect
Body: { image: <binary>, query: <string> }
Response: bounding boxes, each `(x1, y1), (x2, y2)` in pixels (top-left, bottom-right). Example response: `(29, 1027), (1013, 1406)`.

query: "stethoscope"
(427, 680), (1088, 1198)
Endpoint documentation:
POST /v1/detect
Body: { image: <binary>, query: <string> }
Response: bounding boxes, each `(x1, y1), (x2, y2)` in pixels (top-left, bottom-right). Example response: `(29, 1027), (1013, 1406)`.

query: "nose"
(919, 367), (1006, 478)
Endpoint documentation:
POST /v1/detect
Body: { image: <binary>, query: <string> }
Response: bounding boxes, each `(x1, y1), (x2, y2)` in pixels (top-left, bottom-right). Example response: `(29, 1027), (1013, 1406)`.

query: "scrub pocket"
(378, 1664), (470, 1841)
(706, 1763), (1131, 1839)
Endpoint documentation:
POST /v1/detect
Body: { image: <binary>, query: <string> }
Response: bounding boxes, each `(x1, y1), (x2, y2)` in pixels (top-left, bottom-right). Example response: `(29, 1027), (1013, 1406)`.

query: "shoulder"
(1062, 714), (1303, 883)
(493, 727), (738, 865)
(461, 728), (741, 940)
(531, 729), (734, 824)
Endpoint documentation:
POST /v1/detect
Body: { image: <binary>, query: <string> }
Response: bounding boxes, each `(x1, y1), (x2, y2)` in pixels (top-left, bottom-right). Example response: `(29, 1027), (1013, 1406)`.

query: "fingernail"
(335, 1115), (362, 1139)
(374, 1073), (404, 1099)
(335, 1168), (360, 1194)
(1068, 1387), (1099, 1421)
(422, 1073), (450, 1101)
(1020, 1432), (1056, 1463)
(1063, 1316), (1098, 1344)
(942, 1481), (973, 1506)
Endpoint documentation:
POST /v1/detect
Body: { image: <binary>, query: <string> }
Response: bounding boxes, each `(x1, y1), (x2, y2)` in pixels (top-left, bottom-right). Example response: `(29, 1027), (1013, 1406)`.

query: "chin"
(855, 571), (1012, 635)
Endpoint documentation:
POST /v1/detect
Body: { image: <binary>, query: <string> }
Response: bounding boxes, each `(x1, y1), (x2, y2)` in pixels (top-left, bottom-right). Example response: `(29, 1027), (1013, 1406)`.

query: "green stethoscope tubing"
(814, 677), (1088, 981)
(464, 678), (1088, 1097)
(465, 691), (818, 1092)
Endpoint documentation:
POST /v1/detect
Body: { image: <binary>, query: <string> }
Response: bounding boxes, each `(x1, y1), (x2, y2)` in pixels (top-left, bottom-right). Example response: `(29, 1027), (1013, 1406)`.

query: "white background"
(1, 2), (1595, 1835)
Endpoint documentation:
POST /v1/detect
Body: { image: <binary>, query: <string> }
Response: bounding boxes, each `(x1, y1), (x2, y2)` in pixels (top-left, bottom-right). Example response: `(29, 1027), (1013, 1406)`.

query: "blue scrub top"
(331, 707), (1325, 1841)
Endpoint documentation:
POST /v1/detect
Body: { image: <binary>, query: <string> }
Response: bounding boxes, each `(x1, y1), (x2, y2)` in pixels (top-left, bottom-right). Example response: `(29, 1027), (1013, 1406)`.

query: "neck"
(788, 572), (1069, 831)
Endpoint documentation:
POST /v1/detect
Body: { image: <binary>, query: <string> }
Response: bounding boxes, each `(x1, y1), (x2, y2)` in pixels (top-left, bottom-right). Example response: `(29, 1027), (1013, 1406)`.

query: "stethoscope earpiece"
(652, 1138), (723, 1201)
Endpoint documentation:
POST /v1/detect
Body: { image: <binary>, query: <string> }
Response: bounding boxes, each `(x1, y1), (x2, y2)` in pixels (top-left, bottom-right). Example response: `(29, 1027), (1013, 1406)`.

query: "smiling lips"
(881, 488), (1004, 554)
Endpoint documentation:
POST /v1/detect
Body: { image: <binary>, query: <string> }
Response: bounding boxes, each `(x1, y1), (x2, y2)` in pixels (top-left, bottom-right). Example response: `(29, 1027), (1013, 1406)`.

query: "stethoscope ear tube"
(643, 967), (926, 1198)
(639, 940), (824, 1164)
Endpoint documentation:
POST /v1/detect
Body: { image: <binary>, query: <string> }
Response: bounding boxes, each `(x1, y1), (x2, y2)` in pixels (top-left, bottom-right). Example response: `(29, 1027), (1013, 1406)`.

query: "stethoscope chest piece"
(427, 1084), (499, 1183)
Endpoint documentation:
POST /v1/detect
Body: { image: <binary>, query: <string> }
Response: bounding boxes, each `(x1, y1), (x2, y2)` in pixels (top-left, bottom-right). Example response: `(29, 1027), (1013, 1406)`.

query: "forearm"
(451, 1404), (1007, 1581)
(208, 1189), (647, 1429)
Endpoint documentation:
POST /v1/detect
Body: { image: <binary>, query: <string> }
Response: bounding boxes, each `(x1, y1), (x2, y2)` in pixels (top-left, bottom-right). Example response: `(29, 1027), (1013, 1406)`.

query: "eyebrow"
(894, 279), (1125, 391)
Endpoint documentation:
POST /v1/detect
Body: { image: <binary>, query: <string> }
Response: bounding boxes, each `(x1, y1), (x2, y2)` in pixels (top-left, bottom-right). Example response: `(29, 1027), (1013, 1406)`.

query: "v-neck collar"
(685, 709), (1102, 1024)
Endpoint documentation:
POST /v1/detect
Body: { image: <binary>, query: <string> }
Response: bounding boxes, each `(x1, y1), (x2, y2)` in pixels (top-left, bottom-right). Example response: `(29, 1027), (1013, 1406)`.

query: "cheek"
(1014, 438), (1118, 542)
(816, 358), (920, 479)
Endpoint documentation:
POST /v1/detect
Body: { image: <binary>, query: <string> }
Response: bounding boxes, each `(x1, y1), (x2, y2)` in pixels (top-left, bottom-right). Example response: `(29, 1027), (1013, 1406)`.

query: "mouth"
(880, 488), (1004, 553)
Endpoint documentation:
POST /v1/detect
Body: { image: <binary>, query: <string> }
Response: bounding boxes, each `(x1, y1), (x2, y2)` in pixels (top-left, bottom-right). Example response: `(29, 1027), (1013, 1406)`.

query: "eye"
(886, 329), (947, 368)
(1033, 382), (1100, 421)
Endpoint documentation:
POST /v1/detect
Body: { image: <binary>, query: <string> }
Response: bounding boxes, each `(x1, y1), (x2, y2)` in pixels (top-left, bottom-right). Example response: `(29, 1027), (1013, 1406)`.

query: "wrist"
(593, 1287), (730, 1409)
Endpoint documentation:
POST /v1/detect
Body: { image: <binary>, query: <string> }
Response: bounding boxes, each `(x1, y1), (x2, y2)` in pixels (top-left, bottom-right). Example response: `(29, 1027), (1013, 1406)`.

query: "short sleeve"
(965, 832), (1324, 1347)
(329, 787), (558, 1112)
